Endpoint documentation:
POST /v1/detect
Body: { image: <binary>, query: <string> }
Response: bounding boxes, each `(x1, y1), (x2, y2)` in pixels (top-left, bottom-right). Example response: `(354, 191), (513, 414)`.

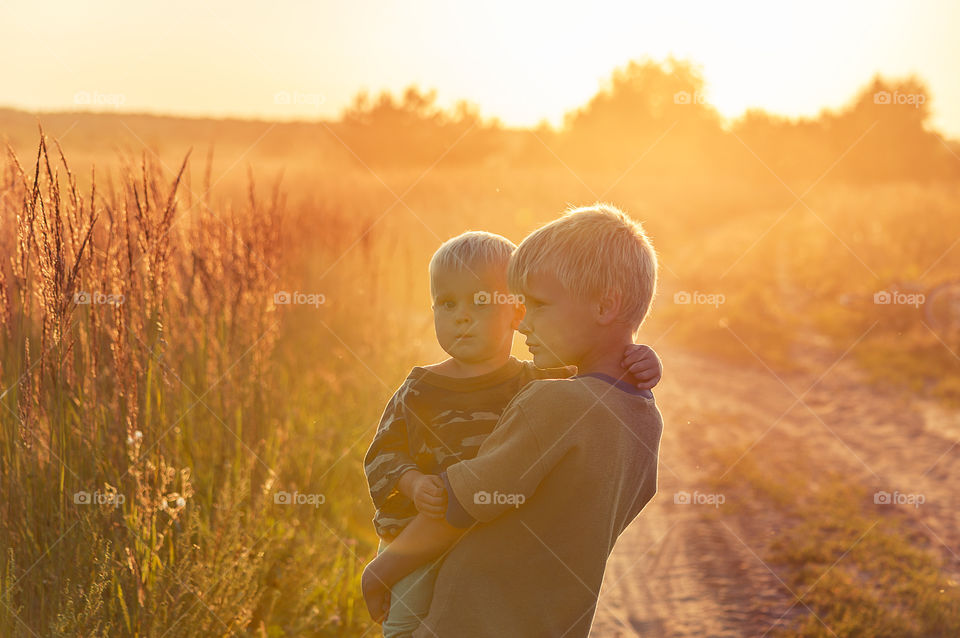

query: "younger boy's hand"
(621, 344), (662, 390)
(412, 474), (447, 519)
(361, 563), (391, 623)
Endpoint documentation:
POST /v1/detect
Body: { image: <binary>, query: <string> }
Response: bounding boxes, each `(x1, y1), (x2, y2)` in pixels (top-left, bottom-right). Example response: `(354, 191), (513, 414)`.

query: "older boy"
(363, 204), (664, 637)
(363, 229), (661, 637)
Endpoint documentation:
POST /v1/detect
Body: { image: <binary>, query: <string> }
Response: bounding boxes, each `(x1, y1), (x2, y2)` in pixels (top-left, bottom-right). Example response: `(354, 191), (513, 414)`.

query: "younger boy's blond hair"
(507, 203), (658, 330)
(429, 231), (517, 289)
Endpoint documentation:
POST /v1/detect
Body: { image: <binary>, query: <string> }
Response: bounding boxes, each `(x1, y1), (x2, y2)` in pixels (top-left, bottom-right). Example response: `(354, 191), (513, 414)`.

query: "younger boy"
(363, 230), (661, 637)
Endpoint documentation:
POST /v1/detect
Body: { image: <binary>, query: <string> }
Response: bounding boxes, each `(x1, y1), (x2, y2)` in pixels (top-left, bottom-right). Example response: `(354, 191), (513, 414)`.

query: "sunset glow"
(3, 0), (960, 135)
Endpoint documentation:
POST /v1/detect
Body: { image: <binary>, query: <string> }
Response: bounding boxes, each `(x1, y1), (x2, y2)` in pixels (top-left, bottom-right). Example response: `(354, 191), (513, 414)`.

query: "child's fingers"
(626, 368), (657, 385)
(630, 366), (660, 380)
(629, 366), (660, 388)
(421, 502), (445, 514)
(623, 358), (653, 373)
(621, 352), (644, 367)
(419, 494), (446, 509)
(635, 376), (660, 389)
(420, 503), (447, 518)
(623, 354), (658, 372)
(419, 503), (445, 516)
(628, 360), (658, 376)
(417, 478), (443, 496)
(637, 377), (660, 390)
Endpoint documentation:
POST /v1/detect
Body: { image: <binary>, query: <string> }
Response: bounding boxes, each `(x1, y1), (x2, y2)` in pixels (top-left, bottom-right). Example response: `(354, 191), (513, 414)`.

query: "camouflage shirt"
(363, 356), (572, 539)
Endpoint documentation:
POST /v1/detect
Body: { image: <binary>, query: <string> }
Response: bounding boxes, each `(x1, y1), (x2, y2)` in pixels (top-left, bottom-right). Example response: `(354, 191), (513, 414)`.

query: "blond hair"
(429, 231), (517, 281)
(508, 203), (658, 329)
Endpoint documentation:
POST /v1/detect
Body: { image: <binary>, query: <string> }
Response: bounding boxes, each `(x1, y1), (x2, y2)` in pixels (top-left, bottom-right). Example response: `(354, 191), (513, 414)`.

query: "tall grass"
(0, 131), (412, 636)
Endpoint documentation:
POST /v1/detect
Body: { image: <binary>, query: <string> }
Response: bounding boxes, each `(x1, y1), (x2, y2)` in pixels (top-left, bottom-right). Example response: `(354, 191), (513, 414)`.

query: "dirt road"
(590, 346), (960, 637)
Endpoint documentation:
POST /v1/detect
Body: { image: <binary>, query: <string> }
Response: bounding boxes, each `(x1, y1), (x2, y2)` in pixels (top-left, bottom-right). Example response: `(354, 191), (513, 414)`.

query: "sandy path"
(589, 346), (960, 637)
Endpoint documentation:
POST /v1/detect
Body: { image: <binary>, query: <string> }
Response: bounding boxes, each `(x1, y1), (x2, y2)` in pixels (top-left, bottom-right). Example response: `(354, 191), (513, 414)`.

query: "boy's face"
(516, 270), (598, 368)
(431, 264), (523, 364)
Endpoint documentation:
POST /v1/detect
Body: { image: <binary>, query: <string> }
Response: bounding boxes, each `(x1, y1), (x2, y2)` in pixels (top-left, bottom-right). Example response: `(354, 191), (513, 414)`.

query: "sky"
(3, 0), (959, 137)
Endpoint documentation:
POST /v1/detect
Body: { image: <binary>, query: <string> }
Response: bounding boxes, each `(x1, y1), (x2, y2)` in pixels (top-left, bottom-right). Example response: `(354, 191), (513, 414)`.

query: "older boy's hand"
(361, 563), (391, 623)
(622, 344), (662, 390)
(412, 474), (447, 519)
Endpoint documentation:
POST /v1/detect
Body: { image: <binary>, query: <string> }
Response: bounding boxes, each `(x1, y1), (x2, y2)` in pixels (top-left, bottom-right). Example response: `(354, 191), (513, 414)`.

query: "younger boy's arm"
(363, 392), (420, 509)
(622, 344), (662, 390)
(397, 469), (447, 519)
(558, 345), (662, 389)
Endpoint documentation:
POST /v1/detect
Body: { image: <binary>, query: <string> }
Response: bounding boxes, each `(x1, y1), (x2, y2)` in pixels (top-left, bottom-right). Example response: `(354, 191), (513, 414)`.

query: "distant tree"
(828, 75), (956, 182)
(338, 86), (500, 165)
(343, 86), (442, 129)
(560, 58), (729, 173)
(733, 75), (959, 184)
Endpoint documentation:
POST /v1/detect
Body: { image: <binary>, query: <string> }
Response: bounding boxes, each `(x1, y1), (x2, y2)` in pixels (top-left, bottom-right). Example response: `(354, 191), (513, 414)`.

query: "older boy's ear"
(595, 290), (622, 326)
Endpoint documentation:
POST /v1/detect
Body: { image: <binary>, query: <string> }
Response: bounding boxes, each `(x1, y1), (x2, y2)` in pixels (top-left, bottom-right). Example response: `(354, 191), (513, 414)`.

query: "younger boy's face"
(516, 270), (597, 368)
(431, 265), (523, 364)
